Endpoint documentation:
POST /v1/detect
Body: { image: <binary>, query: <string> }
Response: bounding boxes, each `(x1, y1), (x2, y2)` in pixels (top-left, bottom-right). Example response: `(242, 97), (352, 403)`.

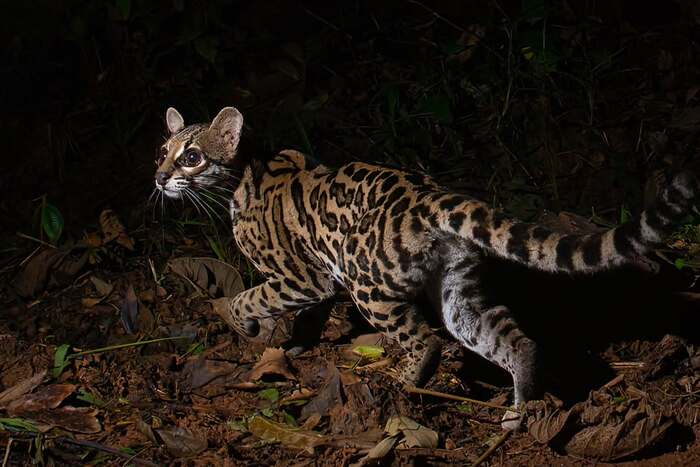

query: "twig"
(395, 446), (469, 461)
(1, 438), (12, 467)
(302, 6), (352, 39)
(404, 386), (518, 412)
(355, 357), (394, 371)
(471, 429), (512, 467)
(57, 437), (158, 467)
(69, 336), (189, 358)
(16, 232), (56, 249)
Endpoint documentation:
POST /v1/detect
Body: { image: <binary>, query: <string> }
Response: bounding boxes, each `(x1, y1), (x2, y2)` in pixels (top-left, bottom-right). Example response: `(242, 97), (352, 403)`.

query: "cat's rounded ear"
(166, 107), (185, 134)
(207, 107), (243, 161)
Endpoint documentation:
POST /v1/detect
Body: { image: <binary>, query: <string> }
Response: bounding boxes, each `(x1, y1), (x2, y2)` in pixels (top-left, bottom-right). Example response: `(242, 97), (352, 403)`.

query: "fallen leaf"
(0, 371), (46, 409)
(367, 436), (398, 459)
(280, 388), (314, 406)
(7, 384), (76, 416)
(300, 364), (343, 421)
(564, 413), (674, 461)
(99, 209), (134, 250)
(248, 415), (325, 453)
(301, 413), (322, 430)
(359, 416), (438, 464)
(156, 426), (208, 457)
(13, 248), (87, 297)
(385, 416), (420, 436)
(401, 425), (439, 449)
(81, 276), (113, 307)
(526, 394), (679, 461)
(245, 348), (295, 382)
(120, 285), (139, 334)
(344, 333), (384, 361)
(353, 345), (385, 360)
(182, 356), (240, 390)
(31, 406), (101, 434)
(168, 257), (245, 298)
(90, 276), (113, 296)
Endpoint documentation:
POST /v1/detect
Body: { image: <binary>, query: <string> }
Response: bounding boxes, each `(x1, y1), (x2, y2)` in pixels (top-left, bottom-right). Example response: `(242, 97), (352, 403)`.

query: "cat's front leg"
(213, 277), (334, 339)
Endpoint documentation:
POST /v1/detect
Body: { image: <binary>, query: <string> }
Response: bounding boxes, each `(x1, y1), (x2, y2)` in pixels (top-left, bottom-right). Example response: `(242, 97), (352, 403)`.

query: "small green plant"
(619, 206), (632, 225)
(38, 197), (64, 244)
(352, 345), (385, 360)
(0, 418), (39, 432)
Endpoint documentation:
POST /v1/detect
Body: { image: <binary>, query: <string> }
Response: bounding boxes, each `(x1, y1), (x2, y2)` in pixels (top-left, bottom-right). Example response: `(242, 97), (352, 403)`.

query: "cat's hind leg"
(441, 261), (539, 429)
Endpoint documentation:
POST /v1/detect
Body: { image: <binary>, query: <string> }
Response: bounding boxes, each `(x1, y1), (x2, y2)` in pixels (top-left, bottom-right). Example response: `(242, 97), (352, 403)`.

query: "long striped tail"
(434, 172), (697, 274)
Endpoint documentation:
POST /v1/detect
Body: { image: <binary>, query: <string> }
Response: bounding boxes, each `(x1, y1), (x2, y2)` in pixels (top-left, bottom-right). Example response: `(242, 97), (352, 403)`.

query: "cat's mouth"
(155, 177), (189, 199)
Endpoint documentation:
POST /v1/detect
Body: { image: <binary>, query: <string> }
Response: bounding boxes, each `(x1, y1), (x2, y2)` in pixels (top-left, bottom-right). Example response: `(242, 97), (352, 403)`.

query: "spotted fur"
(156, 107), (698, 427)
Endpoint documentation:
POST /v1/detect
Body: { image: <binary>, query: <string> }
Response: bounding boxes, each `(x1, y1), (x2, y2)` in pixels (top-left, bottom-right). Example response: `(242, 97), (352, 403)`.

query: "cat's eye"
(179, 149), (203, 167)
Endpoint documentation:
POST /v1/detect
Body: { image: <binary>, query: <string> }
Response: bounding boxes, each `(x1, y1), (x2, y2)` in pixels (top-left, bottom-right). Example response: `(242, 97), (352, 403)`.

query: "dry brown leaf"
(7, 384), (76, 416)
(361, 416), (438, 464)
(120, 284), (139, 334)
(168, 257), (245, 298)
(31, 406), (101, 434)
(99, 209), (134, 250)
(300, 364), (342, 421)
(90, 276), (113, 296)
(301, 413), (322, 431)
(13, 248), (87, 297)
(248, 415), (325, 453)
(564, 413), (674, 461)
(526, 400), (580, 444)
(526, 395), (678, 461)
(280, 388), (314, 405)
(82, 273), (115, 307)
(183, 356), (240, 390)
(156, 426), (208, 457)
(367, 436), (398, 459)
(245, 347), (295, 382)
(81, 297), (104, 308)
(0, 370), (46, 409)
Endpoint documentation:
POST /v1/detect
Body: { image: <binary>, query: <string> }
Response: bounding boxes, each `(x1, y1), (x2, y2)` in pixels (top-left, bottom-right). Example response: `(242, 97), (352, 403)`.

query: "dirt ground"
(2, 1), (700, 465)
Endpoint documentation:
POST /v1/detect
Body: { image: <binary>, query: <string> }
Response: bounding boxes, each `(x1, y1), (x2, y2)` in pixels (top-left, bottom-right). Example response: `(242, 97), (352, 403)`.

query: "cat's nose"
(155, 172), (170, 186)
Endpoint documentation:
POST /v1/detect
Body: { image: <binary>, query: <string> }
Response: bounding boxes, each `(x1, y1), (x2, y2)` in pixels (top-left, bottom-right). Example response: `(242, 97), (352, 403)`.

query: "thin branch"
(404, 386), (518, 412)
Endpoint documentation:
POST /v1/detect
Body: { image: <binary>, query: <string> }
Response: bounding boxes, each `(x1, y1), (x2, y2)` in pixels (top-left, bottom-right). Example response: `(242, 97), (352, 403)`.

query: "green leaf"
(188, 342), (205, 356)
(77, 388), (106, 408)
(457, 403), (473, 414)
(227, 419), (248, 432)
(261, 407), (275, 418)
(205, 234), (226, 261)
(0, 418), (39, 432)
(258, 388), (280, 403)
(675, 258), (686, 270)
(53, 344), (71, 378)
(41, 202), (64, 244)
(115, 0), (131, 20)
(620, 206), (632, 225)
(282, 411), (297, 426)
(352, 345), (385, 360)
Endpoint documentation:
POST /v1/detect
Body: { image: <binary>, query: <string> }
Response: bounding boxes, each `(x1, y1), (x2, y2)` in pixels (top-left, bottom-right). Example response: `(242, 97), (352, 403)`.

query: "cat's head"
(154, 106), (243, 199)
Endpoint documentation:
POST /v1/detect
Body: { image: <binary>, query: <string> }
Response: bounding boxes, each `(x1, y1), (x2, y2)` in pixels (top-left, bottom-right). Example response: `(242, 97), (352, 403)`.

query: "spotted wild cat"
(154, 106), (697, 428)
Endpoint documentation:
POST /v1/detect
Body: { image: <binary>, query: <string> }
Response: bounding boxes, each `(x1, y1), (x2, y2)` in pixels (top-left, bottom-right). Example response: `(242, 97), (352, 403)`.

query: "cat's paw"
(501, 409), (523, 431)
(241, 318), (260, 337)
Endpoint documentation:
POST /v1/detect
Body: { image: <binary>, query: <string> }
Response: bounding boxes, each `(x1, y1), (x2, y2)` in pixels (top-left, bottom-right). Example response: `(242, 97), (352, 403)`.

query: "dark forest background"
(3, 0), (700, 244)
